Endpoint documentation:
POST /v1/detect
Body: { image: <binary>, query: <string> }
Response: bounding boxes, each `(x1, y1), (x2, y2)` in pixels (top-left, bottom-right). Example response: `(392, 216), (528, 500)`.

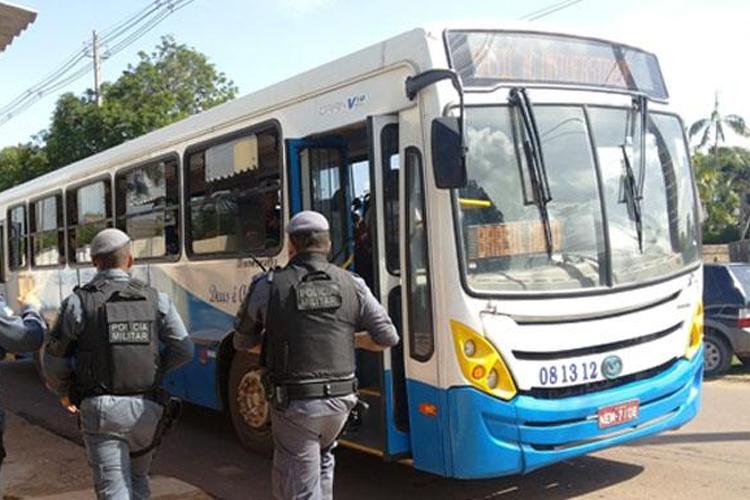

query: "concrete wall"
(704, 244), (731, 263)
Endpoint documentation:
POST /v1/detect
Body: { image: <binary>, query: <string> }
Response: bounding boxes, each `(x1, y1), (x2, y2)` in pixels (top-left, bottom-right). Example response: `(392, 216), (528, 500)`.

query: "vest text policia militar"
(263, 253), (360, 391)
(72, 278), (161, 399)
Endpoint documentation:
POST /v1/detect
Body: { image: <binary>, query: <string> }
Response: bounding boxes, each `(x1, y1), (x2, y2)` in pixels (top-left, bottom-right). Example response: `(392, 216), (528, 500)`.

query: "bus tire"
(228, 351), (273, 457)
(703, 332), (732, 377)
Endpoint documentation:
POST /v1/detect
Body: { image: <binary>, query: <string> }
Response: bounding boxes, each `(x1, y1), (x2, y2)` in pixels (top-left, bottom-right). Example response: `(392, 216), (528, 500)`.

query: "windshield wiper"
(621, 96), (648, 252)
(620, 143), (644, 252)
(509, 88), (553, 258)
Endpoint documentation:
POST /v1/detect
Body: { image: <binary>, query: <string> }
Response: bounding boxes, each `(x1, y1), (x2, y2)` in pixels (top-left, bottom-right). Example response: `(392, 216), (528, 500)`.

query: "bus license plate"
(597, 400), (639, 429)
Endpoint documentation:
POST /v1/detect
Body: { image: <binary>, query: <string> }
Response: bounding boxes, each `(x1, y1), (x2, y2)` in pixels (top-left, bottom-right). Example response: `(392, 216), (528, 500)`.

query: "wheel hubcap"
(703, 340), (721, 372)
(236, 370), (269, 429)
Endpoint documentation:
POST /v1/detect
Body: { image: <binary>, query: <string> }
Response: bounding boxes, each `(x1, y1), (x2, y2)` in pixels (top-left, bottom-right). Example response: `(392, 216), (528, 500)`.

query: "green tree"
(44, 35), (237, 168)
(0, 140), (49, 191)
(688, 92), (749, 152)
(693, 146), (750, 243)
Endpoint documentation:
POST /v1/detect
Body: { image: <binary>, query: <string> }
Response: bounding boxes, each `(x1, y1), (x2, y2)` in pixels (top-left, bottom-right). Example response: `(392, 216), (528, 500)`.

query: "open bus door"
(286, 136), (353, 268)
(364, 115), (411, 459)
(286, 119), (410, 459)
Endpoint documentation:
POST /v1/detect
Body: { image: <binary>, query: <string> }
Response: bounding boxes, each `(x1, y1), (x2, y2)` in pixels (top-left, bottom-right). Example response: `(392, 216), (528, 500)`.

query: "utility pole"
(92, 30), (102, 107)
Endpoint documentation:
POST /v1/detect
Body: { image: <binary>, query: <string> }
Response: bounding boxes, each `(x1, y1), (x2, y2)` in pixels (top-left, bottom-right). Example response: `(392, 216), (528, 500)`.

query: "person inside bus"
(353, 194), (375, 290)
(0, 290), (46, 473)
(233, 210), (399, 500)
(42, 228), (194, 500)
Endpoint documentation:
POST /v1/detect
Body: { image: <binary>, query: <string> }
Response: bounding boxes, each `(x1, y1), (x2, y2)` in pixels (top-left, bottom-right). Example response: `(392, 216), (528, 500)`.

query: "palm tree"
(689, 92), (749, 152)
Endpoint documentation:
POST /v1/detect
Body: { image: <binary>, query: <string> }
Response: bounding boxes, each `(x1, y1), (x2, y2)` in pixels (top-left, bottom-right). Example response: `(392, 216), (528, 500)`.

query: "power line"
(0, 0), (196, 128)
(105, 0), (196, 59)
(519, 0), (584, 21)
(99, 1), (166, 42)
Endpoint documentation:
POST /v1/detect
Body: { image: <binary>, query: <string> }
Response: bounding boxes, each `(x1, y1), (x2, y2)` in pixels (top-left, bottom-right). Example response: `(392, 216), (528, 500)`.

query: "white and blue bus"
(0, 24), (703, 478)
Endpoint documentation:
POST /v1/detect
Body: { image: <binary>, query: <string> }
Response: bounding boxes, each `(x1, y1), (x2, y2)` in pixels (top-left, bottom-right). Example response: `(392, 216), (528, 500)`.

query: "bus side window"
(66, 179), (113, 265)
(116, 158), (181, 261)
(7, 204), (28, 271)
(405, 147), (434, 362)
(185, 126), (282, 258)
(30, 193), (65, 268)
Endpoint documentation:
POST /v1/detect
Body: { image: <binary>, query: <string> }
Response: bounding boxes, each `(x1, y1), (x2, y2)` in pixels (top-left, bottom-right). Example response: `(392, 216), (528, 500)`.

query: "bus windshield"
(457, 105), (700, 293)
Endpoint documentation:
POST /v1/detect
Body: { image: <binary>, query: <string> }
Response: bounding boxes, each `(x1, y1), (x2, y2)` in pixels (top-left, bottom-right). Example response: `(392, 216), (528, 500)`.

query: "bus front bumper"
(443, 349), (703, 479)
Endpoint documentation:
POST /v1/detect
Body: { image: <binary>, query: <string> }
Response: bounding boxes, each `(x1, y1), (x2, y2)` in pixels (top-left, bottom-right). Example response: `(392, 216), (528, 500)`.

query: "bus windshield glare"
(457, 105), (700, 293)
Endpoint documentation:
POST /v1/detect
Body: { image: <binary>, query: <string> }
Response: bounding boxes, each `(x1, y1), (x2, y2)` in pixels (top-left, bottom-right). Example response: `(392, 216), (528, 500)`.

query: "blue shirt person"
(43, 228), (193, 500)
(0, 292), (46, 470)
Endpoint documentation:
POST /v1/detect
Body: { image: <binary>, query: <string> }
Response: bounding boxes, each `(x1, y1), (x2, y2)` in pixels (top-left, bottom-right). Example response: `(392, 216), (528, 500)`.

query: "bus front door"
(286, 121), (410, 459)
(286, 137), (353, 267)
(366, 115), (411, 459)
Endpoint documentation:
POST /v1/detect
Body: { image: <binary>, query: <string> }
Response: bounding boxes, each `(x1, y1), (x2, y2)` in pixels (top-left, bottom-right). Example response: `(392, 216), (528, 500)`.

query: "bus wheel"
(228, 351), (273, 457)
(703, 332), (732, 377)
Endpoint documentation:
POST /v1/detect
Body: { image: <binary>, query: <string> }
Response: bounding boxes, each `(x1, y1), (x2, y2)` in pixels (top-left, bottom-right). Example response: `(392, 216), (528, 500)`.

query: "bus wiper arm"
(509, 88), (553, 258)
(620, 144), (644, 252)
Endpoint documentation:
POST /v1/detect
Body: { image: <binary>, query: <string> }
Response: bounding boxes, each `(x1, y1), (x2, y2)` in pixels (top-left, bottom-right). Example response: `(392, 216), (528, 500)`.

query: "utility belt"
(73, 386), (182, 458)
(264, 375), (358, 409)
(74, 386), (162, 406)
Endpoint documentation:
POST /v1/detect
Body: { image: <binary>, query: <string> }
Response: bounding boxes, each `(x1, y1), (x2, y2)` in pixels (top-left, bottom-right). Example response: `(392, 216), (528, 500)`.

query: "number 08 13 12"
(538, 361), (600, 386)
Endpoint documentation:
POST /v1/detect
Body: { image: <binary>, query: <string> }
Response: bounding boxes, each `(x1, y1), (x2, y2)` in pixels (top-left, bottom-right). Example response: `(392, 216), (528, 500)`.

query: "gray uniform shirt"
(232, 258), (399, 352)
(43, 268), (194, 397)
(1, 297), (46, 427)
(0, 298), (45, 356)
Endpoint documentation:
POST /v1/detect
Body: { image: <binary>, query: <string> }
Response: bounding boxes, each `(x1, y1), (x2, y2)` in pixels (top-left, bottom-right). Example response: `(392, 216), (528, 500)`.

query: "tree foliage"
(0, 141), (49, 191)
(693, 146), (750, 243)
(42, 35), (238, 169)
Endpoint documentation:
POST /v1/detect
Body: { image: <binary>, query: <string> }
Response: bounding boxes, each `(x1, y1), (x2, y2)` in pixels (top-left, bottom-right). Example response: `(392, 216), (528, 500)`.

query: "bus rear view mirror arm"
(405, 69), (468, 189)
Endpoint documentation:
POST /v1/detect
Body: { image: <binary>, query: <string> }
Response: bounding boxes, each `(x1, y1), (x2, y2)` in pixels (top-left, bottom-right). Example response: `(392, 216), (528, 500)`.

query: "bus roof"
(0, 23), (663, 206)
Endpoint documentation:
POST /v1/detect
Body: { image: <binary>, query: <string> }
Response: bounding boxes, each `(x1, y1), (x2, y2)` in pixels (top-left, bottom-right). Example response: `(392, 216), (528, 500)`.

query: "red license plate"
(597, 399), (639, 429)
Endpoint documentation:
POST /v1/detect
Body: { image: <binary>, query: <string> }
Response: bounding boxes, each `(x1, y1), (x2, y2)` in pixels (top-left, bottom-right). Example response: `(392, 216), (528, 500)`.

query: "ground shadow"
(635, 431), (750, 446)
(333, 448), (644, 500)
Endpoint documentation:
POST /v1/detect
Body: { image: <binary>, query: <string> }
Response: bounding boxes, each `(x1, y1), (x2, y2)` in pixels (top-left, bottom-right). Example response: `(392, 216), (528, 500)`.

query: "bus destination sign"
(446, 30), (668, 100)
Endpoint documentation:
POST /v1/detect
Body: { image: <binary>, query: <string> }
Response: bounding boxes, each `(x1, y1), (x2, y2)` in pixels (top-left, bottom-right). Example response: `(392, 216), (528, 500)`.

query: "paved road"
(2, 360), (749, 499)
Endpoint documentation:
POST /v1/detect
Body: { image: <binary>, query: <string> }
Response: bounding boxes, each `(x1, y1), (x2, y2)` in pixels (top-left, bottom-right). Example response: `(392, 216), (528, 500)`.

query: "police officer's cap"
(286, 211), (330, 234)
(90, 228), (131, 257)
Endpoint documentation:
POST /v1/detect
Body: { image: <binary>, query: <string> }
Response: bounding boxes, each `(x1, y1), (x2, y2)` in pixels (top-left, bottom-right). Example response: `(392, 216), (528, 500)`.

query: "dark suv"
(703, 263), (750, 376)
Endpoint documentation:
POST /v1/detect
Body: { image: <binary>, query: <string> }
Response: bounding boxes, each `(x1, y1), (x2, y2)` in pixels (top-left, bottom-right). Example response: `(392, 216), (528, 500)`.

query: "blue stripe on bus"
(166, 286), (237, 410)
(408, 348), (703, 478)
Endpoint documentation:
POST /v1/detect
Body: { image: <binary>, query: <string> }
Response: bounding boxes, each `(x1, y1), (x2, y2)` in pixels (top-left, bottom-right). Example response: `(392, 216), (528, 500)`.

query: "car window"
(709, 266), (745, 305)
(703, 267), (722, 305)
(728, 266), (750, 299)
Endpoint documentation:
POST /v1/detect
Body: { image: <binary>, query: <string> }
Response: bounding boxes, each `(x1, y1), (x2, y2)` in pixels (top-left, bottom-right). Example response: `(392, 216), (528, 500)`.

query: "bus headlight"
(451, 320), (516, 400)
(685, 301), (704, 360)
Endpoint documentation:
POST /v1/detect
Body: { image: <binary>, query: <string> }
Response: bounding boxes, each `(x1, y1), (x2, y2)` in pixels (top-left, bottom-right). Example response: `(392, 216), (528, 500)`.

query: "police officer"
(43, 228), (194, 500)
(234, 210), (399, 500)
(1, 291), (46, 472)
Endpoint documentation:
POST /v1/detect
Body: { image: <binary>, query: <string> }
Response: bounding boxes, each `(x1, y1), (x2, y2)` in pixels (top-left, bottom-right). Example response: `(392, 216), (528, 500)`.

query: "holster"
(342, 397), (369, 436)
(129, 392), (182, 458)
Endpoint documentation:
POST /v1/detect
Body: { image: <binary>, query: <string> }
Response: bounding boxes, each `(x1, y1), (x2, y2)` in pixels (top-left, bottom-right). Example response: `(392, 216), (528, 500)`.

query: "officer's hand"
(355, 333), (387, 352)
(60, 396), (78, 414)
(18, 287), (42, 311)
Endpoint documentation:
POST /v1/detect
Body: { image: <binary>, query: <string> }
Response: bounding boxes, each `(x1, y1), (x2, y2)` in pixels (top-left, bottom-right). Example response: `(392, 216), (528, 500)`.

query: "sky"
(1, 0), (749, 150)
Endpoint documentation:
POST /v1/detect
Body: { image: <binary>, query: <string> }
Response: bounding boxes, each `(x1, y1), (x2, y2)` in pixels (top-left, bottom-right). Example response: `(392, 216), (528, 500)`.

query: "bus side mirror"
(431, 117), (467, 189)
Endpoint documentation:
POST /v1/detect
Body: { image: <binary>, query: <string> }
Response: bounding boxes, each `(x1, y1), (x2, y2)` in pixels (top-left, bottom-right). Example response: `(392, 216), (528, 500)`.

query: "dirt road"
(2, 360), (748, 499)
